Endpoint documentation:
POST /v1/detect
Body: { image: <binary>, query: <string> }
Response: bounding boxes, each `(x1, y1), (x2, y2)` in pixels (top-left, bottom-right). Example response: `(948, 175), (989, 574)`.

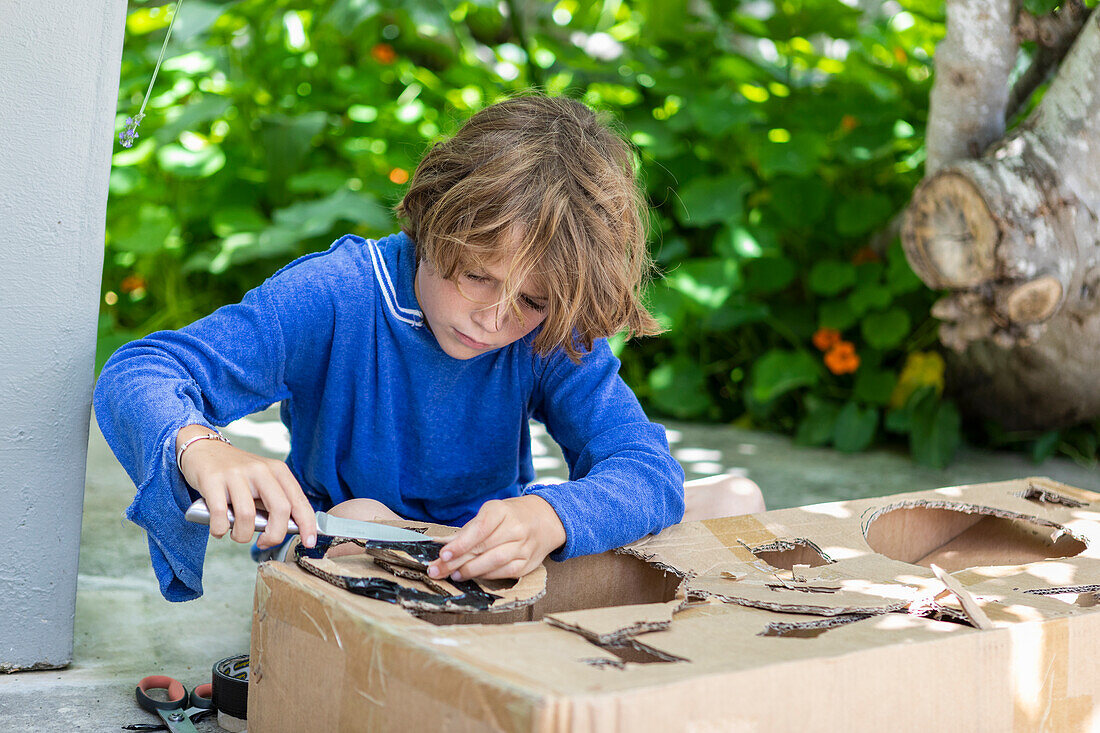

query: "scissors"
(123, 675), (215, 732)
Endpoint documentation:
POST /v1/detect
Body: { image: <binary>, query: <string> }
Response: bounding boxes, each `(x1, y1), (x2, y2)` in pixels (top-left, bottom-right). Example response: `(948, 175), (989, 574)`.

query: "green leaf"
(629, 117), (682, 159)
(833, 402), (879, 452)
(211, 206), (268, 237)
(675, 172), (752, 227)
(170, 1), (234, 42)
(750, 349), (821, 403)
(795, 398), (840, 446)
(154, 95), (231, 143)
(288, 168), (356, 194)
(910, 398), (961, 468)
(884, 406), (910, 434)
(639, 0), (691, 42)
(819, 300), (858, 331)
(206, 227), (300, 274)
(155, 143), (226, 178)
(646, 283), (691, 330)
(808, 260), (857, 296)
(260, 112), (329, 188)
(716, 225), (779, 259)
(273, 188), (392, 237)
(756, 133), (827, 178)
(687, 90), (760, 136)
(761, 0), (863, 40)
(853, 368), (897, 405)
(108, 166), (142, 196)
(323, 0), (384, 33)
(648, 357), (713, 419)
(1032, 430), (1061, 464)
(885, 385), (935, 434)
(860, 307), (911, 349)
(886, 240), (925, 293)
(1023, 0), (1061, 14)
(109, 204), (177, 253)
(771, 303), (818, 339)
(847, 283), (893, 315)
(702, 300), (770, 331)
(855, 261), (885, 286)
(665, 258), (739, 309)
(742, 256), (796, 295)
(769, 177), (828, 227)
(836, 194), (894, 236)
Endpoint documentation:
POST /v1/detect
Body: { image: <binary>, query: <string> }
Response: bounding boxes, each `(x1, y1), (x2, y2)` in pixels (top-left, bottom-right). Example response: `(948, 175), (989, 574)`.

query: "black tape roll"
(212, 653), (249, 719)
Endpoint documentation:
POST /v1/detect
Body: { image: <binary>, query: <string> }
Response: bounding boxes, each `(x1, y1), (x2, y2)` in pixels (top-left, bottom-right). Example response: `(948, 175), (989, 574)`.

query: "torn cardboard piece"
(252, 477), (1100, 732)
(929, 563), (994, 630)
(294, 528), (548, 614)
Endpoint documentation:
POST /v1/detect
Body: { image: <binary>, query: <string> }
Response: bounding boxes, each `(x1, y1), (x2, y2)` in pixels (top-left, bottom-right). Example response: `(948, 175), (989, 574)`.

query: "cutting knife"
(184, 497), (433, 543)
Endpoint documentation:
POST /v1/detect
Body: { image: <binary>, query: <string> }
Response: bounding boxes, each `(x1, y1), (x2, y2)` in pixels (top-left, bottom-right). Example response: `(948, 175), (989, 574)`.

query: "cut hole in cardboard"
(417, 551), (682, 626)
(589, 638), (686, 665)
(864, 503), (1087, 572)
(751, 538), (833, 570)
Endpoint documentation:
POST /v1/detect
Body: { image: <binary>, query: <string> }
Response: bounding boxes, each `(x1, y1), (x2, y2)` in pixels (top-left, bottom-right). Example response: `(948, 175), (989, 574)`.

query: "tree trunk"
(901, 1), (1100, 429)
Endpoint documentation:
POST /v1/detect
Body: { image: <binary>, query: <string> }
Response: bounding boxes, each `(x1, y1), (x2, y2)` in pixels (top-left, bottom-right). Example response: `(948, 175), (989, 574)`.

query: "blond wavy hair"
(396, 94), (663, 362)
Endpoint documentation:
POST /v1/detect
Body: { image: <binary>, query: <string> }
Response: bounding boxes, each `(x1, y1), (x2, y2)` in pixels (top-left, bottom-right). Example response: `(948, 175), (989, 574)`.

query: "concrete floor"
(2, 405), (1099, 731)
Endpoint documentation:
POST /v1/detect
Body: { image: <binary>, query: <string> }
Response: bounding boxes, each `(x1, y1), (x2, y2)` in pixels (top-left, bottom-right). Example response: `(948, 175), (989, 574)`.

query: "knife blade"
(184, 498), (433, 543)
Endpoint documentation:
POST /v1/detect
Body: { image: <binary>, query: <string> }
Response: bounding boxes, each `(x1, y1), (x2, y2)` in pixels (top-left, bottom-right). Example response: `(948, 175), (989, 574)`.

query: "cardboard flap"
(620, 518), (763, 575)
(686, 575), (912, 615)
(544, 599), (685, 645)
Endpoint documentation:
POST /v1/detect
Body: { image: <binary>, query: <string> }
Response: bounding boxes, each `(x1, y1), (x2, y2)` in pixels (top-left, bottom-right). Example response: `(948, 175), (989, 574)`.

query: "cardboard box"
(249, 477), (1100, 731)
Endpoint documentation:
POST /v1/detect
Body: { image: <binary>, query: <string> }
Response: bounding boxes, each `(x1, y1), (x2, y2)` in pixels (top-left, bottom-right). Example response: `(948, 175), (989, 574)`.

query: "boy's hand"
(428, 495), (565, 582)
(176, 424), (317, 549)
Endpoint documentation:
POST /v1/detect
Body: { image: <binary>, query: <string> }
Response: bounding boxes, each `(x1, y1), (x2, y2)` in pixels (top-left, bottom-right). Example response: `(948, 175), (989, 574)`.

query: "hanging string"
(119, 0), (185, 148)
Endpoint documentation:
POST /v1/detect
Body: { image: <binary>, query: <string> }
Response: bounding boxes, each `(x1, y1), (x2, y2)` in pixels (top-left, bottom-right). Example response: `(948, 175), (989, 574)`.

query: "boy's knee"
(322, 499), (404, 559)
(328, 498), (402, 522)
(682, 474), (765, 522)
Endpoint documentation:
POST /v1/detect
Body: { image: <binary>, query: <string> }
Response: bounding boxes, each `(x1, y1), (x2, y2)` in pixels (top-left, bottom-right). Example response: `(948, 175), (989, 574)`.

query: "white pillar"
(0, 0), (127, 670)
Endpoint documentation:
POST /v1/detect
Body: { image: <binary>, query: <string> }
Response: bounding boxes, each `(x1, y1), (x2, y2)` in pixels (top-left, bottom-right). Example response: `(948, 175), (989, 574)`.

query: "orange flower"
(893, 46), (908, 64)
(840, 114), (859, 132)
(851, 246), (880, 265)
(824, 341), (860, 375)
(389, 167), (409, 184)
(121, 274), (146, 294)
(371, 43), (397, 65)
(812, 327), (842, 352)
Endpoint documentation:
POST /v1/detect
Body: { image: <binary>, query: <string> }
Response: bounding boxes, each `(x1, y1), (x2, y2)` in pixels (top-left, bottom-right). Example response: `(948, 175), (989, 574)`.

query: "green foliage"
(106, 0), (972, 465)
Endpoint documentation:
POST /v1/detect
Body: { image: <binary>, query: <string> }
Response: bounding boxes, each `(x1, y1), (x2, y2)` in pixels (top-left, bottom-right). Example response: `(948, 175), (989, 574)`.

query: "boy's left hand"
(428, 495), (565, 582)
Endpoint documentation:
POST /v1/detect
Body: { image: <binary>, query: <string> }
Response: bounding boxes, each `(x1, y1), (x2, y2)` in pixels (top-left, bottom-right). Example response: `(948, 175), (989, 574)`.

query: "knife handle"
(185, 497), (300, 534)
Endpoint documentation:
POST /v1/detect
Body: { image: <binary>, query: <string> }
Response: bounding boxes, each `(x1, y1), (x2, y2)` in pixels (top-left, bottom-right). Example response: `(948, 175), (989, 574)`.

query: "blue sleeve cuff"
(124, 420), (214, 602)
(522, 483), (580, 562)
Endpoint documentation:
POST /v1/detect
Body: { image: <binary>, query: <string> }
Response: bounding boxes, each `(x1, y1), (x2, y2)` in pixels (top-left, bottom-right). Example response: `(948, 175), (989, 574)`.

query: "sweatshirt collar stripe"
(367, 239), (423, 327)
(371, 239), (421, 318)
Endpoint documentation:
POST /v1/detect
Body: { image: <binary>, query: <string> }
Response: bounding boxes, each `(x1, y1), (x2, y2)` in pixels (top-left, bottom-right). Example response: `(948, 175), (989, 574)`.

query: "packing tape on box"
(213, 653), (249, 729)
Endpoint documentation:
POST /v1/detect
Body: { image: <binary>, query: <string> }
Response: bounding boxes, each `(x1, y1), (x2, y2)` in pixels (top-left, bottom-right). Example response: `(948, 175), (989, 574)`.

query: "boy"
(95, 94), (762, 601)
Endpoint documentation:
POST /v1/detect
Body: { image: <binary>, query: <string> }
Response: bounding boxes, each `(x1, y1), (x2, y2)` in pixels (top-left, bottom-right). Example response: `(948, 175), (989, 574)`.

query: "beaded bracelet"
(176, 431), (232, 474)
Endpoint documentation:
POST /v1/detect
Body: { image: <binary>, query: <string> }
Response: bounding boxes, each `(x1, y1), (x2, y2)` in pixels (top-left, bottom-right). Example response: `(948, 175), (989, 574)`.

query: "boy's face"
(415, 255), (549, 359)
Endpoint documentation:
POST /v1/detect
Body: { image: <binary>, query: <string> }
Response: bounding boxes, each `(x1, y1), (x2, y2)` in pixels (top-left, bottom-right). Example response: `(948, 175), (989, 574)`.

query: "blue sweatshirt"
(94, 232), (685, 601)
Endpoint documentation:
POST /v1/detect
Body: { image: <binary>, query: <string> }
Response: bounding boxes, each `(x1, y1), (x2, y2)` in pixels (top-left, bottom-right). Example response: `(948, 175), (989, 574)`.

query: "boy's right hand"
(175, 424), (317, 549)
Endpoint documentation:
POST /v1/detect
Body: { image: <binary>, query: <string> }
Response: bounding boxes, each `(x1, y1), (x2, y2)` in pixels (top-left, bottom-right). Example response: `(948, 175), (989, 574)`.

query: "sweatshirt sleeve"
(93, 252), (336, 601)
(524, 339), (685, 561)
